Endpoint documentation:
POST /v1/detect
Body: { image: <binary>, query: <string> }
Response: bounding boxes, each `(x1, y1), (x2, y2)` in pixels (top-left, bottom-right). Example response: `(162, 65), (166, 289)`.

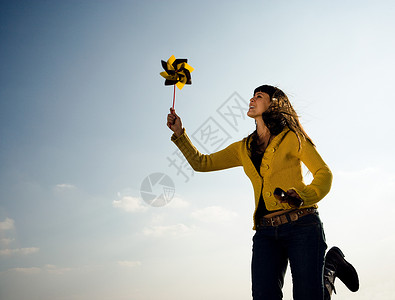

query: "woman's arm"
(171, 130), (242, 171)
(292, 137), (333, 206)
(167, 109), (242, 172)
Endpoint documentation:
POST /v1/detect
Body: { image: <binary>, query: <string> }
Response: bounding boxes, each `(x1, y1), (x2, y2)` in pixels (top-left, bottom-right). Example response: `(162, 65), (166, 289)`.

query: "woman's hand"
(167, 108), (183, 137)
(286, 189), (300, 199)
(284, 189), (304, 208)
(274, 188), (304, 208)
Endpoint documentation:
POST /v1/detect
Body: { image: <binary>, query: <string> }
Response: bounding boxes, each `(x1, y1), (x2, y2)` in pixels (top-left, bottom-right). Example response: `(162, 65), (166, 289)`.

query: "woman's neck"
(256, 118), (271, 146)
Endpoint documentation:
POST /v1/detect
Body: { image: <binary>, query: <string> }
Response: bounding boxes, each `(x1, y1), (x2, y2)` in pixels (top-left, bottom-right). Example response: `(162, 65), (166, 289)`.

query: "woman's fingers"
(167, 109), (181, 132)
(167, 108), (183, 136)
(287, 189), (301, 199)
(167, 114), (176, 125)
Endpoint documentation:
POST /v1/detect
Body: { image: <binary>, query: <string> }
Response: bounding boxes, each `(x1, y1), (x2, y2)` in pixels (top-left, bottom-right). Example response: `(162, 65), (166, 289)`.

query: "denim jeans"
(252, 212), (327, 300)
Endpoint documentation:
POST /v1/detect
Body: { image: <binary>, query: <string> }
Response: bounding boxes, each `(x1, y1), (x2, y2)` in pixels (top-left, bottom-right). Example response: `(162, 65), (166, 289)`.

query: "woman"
(166, 85), (358, 300)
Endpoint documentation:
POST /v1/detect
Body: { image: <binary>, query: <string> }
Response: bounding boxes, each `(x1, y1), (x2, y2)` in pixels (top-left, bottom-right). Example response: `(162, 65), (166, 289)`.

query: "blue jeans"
(252, 212), (327, 300)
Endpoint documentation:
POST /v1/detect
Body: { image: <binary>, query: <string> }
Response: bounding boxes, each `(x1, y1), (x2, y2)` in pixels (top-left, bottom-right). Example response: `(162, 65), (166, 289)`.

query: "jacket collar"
(245, 127), (291, 179)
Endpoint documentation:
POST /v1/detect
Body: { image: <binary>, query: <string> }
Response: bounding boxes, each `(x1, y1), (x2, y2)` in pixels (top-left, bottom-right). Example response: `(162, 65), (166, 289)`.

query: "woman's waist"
(257, 207), (318, 228)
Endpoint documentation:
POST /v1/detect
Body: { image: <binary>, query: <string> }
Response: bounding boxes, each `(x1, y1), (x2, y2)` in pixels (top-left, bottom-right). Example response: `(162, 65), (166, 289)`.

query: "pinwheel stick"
(172, 85), (176, 110)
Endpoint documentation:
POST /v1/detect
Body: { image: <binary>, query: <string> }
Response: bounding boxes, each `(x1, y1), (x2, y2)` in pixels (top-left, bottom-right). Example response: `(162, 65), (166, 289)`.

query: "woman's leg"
(251, 227), (288, 300)
(287, 213), (327, 300)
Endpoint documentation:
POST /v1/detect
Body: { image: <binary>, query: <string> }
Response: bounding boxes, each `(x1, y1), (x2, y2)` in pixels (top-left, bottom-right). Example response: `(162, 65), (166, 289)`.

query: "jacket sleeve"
(292, 137), (333, 206)
(171, 129), (242, 172)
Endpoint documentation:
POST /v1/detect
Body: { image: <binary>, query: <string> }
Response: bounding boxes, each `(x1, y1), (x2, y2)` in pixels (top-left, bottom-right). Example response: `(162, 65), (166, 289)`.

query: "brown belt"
(258, 208), (318, 227)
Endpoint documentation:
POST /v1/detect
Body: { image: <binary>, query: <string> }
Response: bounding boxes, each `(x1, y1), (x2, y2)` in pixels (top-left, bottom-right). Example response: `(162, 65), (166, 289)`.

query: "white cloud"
(113, 196), (148, 212)
(117, 260), (142, 268)
(191, 206), (238, 224)
(0, 218), (15, 231)
(166, 196), (190, 208)
(143, 224), (192, 238)
(0, 247), (39, 256)
(44, 264), (72, 274)
(54, 183), (76, 191)
(0, 219), (39, 257)
(7, 264), (72, 275)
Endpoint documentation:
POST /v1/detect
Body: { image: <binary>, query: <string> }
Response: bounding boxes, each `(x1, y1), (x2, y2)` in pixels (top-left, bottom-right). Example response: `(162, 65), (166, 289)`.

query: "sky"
(0, 0), (395, 299)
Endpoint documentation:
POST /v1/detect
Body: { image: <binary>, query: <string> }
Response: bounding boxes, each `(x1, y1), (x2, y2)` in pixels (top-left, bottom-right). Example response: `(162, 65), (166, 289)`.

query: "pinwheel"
(160, 55), (194, 109)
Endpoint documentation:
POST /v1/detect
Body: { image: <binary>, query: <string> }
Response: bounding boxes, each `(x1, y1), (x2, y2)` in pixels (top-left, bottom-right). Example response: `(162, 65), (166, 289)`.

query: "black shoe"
(325, 246), (359, 292)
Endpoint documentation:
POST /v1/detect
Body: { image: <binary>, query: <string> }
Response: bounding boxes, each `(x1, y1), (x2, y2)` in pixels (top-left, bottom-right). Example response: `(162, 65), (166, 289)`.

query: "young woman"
(166, 85), (358, 300)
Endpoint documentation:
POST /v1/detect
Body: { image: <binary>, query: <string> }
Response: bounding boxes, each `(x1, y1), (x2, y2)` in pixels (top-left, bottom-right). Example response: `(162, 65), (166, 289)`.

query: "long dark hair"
(246, 85), (313, 155)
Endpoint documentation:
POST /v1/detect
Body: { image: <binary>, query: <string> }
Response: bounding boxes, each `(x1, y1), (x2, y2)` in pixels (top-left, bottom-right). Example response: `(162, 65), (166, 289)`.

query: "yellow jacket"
(171, 127), (332, 229)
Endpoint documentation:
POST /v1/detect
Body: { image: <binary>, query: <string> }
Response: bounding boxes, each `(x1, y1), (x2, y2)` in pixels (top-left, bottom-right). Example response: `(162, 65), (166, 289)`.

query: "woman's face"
(247, 91), (271, 119)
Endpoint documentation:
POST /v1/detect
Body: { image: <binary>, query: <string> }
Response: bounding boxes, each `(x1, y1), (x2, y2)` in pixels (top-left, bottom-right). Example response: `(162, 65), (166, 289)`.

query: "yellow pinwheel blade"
(160, 71), (177, 81)
(168, 55), (176, 64)
(160, 71), (169, 79)
(176, 81), (186, 90)
(183, 63), (194, 73)
(167, 55), (176, 71)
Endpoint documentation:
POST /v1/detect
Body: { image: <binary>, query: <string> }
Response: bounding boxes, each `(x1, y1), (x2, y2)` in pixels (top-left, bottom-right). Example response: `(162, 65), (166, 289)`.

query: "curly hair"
(246, 85), (313, 154)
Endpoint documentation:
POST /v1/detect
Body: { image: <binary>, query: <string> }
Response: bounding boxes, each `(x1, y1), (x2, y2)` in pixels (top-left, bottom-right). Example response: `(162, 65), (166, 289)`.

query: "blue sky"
(1, 1), (395, 299)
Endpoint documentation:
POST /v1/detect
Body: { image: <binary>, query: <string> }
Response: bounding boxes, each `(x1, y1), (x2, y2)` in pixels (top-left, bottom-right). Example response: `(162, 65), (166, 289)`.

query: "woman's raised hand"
(167, 108), (183, 137)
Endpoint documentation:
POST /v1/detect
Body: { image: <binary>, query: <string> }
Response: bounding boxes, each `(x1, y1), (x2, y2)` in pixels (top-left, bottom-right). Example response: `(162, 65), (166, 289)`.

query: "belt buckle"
(271, 216), (281, 226)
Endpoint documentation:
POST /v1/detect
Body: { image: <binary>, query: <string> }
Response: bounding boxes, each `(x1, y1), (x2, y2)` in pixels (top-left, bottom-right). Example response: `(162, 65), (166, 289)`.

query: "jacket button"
(270, 148), (276, 153)
(271, 202), (278, 207)
(265, 192), (271, 197)
(262, 164), (269, 170)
